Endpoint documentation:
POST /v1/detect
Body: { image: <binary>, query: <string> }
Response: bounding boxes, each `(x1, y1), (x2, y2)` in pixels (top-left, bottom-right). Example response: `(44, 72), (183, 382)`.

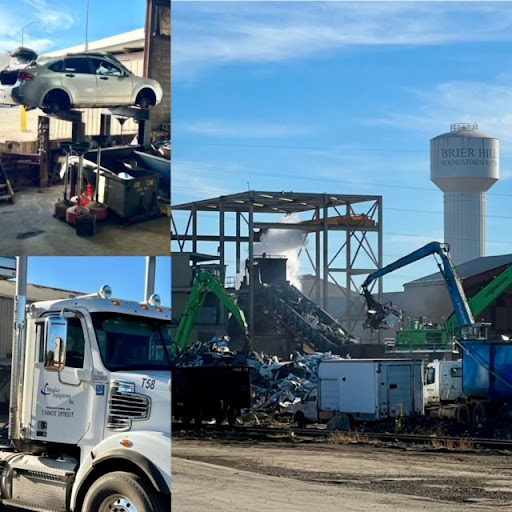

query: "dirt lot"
(172, 436), (512, 511)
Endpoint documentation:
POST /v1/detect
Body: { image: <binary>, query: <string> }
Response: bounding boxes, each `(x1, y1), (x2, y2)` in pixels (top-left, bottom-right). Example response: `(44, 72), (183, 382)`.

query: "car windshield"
(91, 312), (172, 371)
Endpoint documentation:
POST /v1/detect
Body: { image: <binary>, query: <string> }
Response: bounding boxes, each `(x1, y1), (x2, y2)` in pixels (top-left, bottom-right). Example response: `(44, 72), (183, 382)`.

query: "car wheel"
(138, 95), (151, 110)
(136, 90), (156, 110)
(43, 90), (70, 115)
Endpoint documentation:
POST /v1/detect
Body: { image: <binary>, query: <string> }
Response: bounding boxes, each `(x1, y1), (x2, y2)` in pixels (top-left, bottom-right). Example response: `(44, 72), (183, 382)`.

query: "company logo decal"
(41, 383), (51, 396)
(40, 384), (71, 400)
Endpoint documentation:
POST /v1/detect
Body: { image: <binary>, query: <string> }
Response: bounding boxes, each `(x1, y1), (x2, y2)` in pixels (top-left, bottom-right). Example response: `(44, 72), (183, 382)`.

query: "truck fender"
(71, 432), (170, 510)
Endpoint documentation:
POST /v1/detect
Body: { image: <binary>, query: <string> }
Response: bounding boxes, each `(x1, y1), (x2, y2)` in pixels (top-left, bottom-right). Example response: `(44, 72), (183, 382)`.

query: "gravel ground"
(172, 437), (512, 511)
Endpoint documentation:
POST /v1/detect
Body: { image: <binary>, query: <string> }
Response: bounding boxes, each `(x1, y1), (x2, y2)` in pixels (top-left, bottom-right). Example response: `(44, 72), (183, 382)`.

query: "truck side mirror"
(44, 317), (67, 372)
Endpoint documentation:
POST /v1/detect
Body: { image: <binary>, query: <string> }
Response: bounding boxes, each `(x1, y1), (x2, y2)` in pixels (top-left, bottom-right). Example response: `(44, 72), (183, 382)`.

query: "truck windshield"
(91, 313), (172, 371)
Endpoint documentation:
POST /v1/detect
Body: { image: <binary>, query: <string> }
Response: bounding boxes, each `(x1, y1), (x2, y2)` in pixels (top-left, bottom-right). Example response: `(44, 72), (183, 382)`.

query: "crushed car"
(0, 47), (162, 114)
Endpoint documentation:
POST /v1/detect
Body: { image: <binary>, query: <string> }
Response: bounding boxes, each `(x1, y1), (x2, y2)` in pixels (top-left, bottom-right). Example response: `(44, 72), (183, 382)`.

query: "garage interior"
(0, 0), (170, 256)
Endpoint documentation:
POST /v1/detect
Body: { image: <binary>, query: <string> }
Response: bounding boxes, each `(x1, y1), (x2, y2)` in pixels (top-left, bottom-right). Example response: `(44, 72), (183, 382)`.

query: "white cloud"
(0, 0), (74, 53)
(365, 80), (512, 184)
(173, 2), (512, 80)
(23, 0), (74, 32)
(178, 120), (311, 138)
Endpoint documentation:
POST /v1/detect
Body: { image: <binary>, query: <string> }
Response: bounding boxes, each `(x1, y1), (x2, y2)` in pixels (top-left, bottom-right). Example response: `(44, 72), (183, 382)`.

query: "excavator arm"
(173, 271), (249, 354)
(444, 263), (512, 335)
(361, 241), (475, 330)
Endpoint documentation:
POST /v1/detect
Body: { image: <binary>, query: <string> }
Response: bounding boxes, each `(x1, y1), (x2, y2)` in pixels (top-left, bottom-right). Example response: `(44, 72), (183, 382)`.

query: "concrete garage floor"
(0, 185), (170, 256)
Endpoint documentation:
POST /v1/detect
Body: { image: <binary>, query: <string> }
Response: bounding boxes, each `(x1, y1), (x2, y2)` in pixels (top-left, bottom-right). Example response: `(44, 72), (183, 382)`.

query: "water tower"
(431, 123), (499, 265)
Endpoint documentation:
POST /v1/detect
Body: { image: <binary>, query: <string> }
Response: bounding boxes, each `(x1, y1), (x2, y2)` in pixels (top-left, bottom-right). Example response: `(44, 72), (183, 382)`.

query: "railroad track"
(173, 422), (512, 450)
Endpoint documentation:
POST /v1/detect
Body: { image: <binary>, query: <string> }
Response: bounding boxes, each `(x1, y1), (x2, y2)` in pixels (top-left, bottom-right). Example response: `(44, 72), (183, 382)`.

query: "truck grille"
(107, 382), (151, 431)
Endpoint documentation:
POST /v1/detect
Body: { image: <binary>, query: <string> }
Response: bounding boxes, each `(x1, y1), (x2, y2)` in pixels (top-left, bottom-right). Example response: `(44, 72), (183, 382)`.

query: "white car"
(0, 47), (162, 114)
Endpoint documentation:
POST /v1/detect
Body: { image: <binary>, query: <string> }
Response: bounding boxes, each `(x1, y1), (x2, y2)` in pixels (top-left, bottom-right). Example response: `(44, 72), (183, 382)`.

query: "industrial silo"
(430, 123), (499, 265)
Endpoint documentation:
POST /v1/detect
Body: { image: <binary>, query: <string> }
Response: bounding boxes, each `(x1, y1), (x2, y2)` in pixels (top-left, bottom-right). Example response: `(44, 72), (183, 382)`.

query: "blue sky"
(26, 257), (171, 306)
(172, 1), (512, 292)
(0, 0), (146, 53)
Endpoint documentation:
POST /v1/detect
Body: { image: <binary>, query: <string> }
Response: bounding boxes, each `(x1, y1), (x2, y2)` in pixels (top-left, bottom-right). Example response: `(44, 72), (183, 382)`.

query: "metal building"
(172, 191), (383, 344)
(431, 123), (499, 265)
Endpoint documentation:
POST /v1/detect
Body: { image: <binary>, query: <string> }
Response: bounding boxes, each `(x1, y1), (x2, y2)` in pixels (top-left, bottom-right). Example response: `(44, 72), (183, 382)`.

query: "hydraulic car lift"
(38, 106), (153, 186)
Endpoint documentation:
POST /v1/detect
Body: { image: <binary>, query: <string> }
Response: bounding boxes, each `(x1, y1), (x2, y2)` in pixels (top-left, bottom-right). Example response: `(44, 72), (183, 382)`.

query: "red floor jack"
(86, 138), (108, 221)
(64, 142), (96, 235)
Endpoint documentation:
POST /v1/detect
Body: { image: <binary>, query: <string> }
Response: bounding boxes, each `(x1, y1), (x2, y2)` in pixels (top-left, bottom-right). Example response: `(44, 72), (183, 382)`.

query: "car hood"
(1, 47), (38, 72)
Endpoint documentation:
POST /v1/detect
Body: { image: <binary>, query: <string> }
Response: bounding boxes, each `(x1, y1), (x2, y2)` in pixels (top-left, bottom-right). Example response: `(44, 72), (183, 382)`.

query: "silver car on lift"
(0, 47), (162, 114)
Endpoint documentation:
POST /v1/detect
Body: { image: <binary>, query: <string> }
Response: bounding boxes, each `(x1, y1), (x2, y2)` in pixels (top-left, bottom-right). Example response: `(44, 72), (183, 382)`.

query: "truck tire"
(472, 403), (487, 426)
(82, 471), (166, 512)
(455, 404), (470, 425)
(215, 409), (226, 425)
(295, 411), (306, 429)
(227, 405), (237, 426)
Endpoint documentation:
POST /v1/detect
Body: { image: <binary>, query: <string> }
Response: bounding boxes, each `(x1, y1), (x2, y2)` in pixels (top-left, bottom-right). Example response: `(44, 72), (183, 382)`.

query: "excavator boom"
(362, 241), (474, 330)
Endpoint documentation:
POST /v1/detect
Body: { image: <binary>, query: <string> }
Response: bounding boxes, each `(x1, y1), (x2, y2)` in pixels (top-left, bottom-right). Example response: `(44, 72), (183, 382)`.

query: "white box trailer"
(318, 359), (424, 421)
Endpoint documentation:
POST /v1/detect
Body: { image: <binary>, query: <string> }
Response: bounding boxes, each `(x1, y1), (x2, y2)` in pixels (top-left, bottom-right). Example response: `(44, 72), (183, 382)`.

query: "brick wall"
(145, 0), (171, 139)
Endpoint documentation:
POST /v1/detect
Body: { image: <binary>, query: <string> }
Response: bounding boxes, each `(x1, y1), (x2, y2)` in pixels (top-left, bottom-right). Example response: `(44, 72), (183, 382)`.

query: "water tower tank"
(430, 123), (499, 265)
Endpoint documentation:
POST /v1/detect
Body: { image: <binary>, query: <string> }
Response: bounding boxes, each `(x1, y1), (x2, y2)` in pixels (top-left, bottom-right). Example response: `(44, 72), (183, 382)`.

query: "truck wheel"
(472, 404), (487, 426)
(295, 412), (306, 429)
(455, 404), (470, 425)
(227, 405), (237, 426)
(82, 471), (165, 512)
(215, 410), (226, 425)
(194, 410), (203, 427)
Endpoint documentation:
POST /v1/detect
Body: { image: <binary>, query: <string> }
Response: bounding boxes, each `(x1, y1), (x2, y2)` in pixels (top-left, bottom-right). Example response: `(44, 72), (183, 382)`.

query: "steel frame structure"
(172, 191), (383, 338)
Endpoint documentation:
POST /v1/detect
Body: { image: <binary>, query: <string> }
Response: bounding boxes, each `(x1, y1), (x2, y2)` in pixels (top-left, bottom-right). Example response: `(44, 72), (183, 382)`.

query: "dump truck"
(0, 257), (171, 511)
(362, 241), (512, 425)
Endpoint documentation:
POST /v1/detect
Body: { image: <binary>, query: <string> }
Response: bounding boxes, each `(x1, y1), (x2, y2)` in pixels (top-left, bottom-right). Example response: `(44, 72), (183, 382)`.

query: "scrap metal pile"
(175, 336), (345, 418)
(247, 350), (343, 414)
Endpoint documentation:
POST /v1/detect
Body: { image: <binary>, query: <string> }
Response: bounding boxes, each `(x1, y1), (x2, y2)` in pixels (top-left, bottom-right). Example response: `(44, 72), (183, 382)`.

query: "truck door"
(303, 387), (319, 422)
(31, 316), (92, 444)
(424, 364), (438, 405)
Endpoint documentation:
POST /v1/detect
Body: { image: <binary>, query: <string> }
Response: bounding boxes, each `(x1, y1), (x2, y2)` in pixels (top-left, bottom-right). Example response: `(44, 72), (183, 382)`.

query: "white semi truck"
(0, 258), (171, 511)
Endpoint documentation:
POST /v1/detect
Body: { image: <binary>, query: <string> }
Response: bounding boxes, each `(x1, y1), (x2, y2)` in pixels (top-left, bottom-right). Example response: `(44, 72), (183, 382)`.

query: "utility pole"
(85, 0), (90, 51)
(21, 21), (39, 48)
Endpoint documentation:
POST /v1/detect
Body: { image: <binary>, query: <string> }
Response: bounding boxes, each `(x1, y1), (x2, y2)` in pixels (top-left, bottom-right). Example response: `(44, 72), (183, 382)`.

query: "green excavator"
(171, 270), (251, 426)
(394, 263), (512, 350)
(172, 269), (249, 354)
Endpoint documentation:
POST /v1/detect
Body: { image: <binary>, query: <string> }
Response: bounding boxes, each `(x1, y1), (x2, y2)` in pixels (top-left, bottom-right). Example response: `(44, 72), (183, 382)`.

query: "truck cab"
(424, 360), (464, 407)
(285, 387), (334, 427)
(2, 285), (172, 512)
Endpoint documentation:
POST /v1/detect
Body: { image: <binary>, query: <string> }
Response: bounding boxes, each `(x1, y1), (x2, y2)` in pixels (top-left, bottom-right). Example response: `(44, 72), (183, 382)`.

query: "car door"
(91, 57), (133, 106)
(61, 56), (97, 106)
